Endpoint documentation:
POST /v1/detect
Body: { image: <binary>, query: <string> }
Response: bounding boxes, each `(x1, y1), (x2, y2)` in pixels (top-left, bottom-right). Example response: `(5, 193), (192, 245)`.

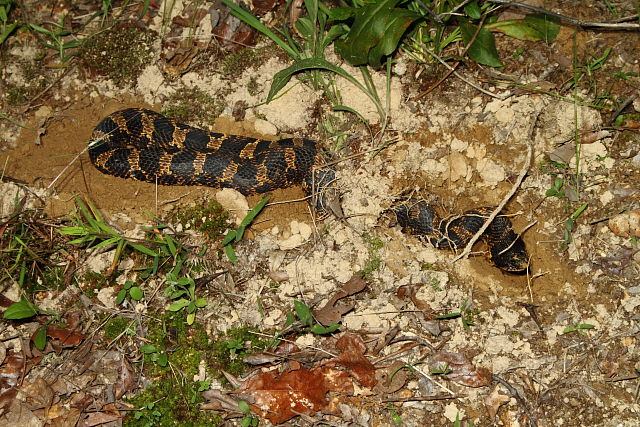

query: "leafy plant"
(3, 297), (39, 320)
(238, 401), (260, 427)
(222, 195), (269, 264)
(285, 300), (341, 334)
(3, 299), (53, 350)
(436, 298), (477, 329)
(563, 323), (595, 335)
(562, 202), (588, 246)
(59, 198), (158, 273)
(116, 279), (144, 305)
(29, 14), (83, 64)
(406, 1), (559, 67)
(332, 0), (421, 67)
(0, 0), (18, 45)
(164, 273), (207, 326)
(221, 0), (390, 125)
(545, 177), (565, 198)
(140, 343), (169, 367)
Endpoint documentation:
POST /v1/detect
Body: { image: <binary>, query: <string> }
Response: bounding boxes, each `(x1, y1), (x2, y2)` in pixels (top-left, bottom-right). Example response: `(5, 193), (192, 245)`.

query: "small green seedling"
(387, 403), (403, 425)
(133, 401), (162, 422)
(563, 202), (588, 246)
(29, 14), (83, 63)
(164, 274), (207, 325)
(222, 196), (270, 264)
(116, 280), (144, 305)
(563, 323), (595, 335)
(59, 198), (158, 273)
(285, 300), (341, 335)
(140, 344), (168, 367)
(0, 0), (18, 46)
(238, 401), (259, 427)
(2, 298), (49, 350)
(545, 177), (565, 198)
(436, 298), (477, 329)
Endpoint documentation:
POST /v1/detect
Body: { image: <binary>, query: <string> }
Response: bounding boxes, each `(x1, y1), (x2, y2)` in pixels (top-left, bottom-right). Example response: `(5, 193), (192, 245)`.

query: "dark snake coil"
(393, 199), (529, 273)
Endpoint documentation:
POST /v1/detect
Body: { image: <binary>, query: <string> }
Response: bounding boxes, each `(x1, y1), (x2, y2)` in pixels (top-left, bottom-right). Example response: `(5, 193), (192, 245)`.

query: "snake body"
(89, 109), (527, 271)
(394, 199), (529, 273)
(88, 108), (335, 200)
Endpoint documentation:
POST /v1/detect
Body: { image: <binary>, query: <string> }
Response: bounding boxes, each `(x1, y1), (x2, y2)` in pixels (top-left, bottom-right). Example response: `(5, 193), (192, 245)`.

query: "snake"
(393, 199), (529, 273)
(88, 108), (338, 211)
(88, 109), (527, 272)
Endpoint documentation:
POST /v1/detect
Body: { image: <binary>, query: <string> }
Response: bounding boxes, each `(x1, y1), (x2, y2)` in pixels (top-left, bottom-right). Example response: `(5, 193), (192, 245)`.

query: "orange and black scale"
(88, 108), (329, 196)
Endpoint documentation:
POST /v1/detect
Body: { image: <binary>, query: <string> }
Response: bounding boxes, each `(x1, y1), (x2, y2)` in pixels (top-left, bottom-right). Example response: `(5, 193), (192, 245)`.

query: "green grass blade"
(220, 0), (299, 59)
(240, 196), (270, 227)
(129, 242), (159, 257)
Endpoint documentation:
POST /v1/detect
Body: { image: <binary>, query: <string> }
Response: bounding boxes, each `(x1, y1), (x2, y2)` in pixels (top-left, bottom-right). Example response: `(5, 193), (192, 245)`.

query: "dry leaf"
(396, 283), (436, 318)
(114, 357), (136, 399)
(236, 365), (352, 424)
(374, 361), (408, 394)
(484, 385), (510, 419)
(430, 351), (492, 388)
(314, 275), (367, 326)
(328, 334), (377, 388)
(44, 325), (85, 347)
(201, 389), (243, 412)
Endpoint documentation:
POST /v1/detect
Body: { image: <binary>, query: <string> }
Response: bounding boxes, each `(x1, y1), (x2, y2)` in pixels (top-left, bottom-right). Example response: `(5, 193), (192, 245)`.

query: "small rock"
(254, 119), (278, 136)
(608, 209), (640, 238)
(215, 188), (249, 225)
(449, 152), (468, 182)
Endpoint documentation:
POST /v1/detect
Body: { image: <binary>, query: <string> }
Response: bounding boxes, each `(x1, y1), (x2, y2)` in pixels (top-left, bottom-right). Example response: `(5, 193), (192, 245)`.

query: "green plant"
(562, 202), (588, 247)
(81, 25), (156, 86)
(3, 297), (39, 320)
(2, 299), (59, 350)
(221, 0), (390, 126)
(29, 15), (83, 64)
(436, 298), (477, 329)
(238, 401), (260, 427)
(406, 1), (559, 67)
(563, 323), (595, 335)
(545, 177), (565, 198)
(59, 198), (158, 273)
(331, 0), (421, 67)
(164, 273), (207, 326)
(222, 195), (269, 264)
(284, 300), (341, 335)
(357, 233), (384, 280)
(0, 0), (18, 45)
(387, 403), (403, 424)
(172, 200), (229, 241)
(140, 343), (169, 367)
(568, 47), (612, 90)
(116, 279), (144, 305)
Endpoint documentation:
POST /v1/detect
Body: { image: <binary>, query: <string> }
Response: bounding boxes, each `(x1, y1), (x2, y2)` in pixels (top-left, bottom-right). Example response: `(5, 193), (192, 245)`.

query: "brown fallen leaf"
(430, 351), (492, 388)
(114, 357), (137, 399)
(236, 365), (352, 424)
(374, 361), (408, 394)
(44, 325), (85, 347)
(330, 334), (377, 388)
(484, 385), (510, 419)
(16, 377), (54, 411)
(0, 351), (25, 396)
(609, 209), (640, 238)
(314, 275), (367, 326)
(396, 282), (436, 319)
